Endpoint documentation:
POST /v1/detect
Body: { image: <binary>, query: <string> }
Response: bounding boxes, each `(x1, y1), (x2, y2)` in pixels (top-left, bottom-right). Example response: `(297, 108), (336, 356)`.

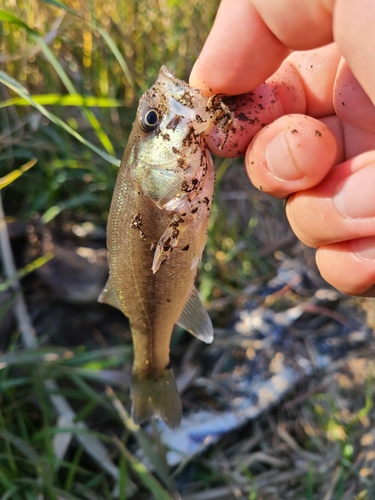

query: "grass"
(1, 1), (375, 499)
(0, 0), (216, 220)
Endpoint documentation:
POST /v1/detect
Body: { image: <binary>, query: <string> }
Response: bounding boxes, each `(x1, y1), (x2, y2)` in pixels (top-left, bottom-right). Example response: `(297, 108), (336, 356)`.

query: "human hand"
(190, 0), (375, 296)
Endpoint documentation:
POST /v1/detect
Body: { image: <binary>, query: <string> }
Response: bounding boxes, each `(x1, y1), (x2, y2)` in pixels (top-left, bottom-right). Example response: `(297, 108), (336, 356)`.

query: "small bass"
(99, 66), (230, 428)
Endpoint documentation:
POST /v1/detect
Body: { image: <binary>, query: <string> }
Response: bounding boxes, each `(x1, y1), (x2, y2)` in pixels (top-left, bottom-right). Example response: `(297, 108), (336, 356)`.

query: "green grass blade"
(0, 484), (20, 500)
(0, 412), (17, 474)
(0, 252), (54, 293)
(40, 193), (99, 223)
(0, 468), (17, 494)
(40, 0), (79, 16)
(64, 446), (84, 492)
(65, 352), (131, 368)
(69, 375), (109, 412)
(215, 157), (232, 185)
(118, 451), (128, 500)
(0, 378), (29, 390)
(97, 28), (136, 90)
(106, 387), (176, 492)
(0, 71), (120, 167)
(113, 436), (172, 500)
(34, 35), (116, 155)
(0, 10), (38, 34)
(0, 94), (124, 108)
(14, 408), (30, 443)
(0, 158), (37, 189)
(65, 368), (130, 387)
(0, 429), (39, 462)
(0, 347), (74, 368)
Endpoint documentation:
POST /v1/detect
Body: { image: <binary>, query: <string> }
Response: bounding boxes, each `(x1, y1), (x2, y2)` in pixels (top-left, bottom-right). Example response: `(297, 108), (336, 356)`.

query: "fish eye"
(140, 108), (160, 133)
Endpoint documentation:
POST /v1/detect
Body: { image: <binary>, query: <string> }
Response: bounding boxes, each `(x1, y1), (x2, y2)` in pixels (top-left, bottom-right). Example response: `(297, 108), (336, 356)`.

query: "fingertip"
(245, 114), (337, 198)
(316, 240), (375, 296)
(203, 84), (285, 157)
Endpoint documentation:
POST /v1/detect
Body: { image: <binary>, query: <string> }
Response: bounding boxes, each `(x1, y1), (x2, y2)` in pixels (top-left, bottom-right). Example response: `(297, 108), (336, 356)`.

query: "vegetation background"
(1, 1), (375, 499)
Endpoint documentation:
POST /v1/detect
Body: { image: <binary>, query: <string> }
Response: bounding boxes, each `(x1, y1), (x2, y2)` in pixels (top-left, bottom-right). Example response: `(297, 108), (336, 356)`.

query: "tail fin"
(131, 369), (182, 429)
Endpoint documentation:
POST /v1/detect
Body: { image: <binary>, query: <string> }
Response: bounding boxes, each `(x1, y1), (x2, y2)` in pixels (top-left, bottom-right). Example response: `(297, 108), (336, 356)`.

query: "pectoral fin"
(177, 287), (214, 344)
(190, 220), (208, 270)
(98, 275), (123, 312)
(152, 215), (186, 274)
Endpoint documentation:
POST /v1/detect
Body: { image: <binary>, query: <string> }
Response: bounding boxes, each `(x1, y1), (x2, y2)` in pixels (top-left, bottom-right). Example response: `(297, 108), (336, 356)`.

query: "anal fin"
(177, 287), (214, 344)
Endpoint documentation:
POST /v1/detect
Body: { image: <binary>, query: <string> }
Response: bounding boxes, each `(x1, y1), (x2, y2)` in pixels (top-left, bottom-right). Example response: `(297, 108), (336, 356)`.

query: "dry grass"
(1, 1), (375, 499)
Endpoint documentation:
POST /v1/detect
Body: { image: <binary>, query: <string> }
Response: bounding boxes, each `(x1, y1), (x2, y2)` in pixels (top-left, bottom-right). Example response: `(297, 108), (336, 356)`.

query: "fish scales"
(109, 176), (207, 371)
(99, 66), (231, 428)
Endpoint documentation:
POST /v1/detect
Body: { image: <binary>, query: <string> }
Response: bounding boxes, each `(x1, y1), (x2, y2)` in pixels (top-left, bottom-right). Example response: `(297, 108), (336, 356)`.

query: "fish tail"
(131, 369), (182, 428)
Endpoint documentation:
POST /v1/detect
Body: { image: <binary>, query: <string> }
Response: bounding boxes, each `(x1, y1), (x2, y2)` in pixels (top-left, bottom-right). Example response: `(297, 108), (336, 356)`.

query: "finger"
(240, 56), (375, 199)
(342, 124), (375, 161)
(316, 238), (375, 296)
(334, 0), (375, 105)
(333, 58), (375, 158)
(334, 59), (375, 133)
(190, 0), (288, 95)
(252, 0), (333, 49)
(205, 82), (291, 157)
(204, 45), (340, 157)
(286, 44), (340, 117)
(190, 0), (336, 95)
(286, 152), (375, 247)
(245, 114), (338, 198)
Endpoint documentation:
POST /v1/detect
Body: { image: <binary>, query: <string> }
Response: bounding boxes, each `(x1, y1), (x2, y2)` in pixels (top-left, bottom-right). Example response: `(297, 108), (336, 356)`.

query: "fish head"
(128, 66), (215, 211)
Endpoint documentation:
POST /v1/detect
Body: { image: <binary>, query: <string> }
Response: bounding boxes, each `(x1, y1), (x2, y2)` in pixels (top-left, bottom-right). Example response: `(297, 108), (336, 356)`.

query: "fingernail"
(352, 237), (375, 260)
(265, 131), (304, 180)
(334, 164), (375, 218)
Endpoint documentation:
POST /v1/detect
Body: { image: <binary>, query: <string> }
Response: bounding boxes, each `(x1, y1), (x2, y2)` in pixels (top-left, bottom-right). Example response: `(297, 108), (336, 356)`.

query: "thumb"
(246, 114), (338, 198)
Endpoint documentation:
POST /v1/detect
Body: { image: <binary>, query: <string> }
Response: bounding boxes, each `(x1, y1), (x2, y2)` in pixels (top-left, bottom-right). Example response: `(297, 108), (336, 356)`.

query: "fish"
(99, 66), (232, 428)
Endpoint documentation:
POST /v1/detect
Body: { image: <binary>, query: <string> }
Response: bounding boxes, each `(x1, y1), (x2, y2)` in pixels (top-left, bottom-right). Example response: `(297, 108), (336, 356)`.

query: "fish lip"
(159, 65), (197, 92)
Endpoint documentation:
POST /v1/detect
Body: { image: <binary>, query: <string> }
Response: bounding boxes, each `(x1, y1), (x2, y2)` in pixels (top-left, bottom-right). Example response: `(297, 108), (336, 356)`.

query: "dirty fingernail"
(352, 237), (375, 260)
(334, 164), (375, 218)
(265, 131), (304, 181)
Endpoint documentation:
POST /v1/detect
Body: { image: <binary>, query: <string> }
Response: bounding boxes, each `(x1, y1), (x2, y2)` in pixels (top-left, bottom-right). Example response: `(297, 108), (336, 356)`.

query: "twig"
(322, 466), (341, 500)
(0, 191), (126, 495)
(0, 192), (36, 348)
(282, 381), (328, 411)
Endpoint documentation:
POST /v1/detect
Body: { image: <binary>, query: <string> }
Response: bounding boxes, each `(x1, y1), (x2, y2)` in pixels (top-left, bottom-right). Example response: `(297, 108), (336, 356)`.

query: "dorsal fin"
(177, 287), (213, 344)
